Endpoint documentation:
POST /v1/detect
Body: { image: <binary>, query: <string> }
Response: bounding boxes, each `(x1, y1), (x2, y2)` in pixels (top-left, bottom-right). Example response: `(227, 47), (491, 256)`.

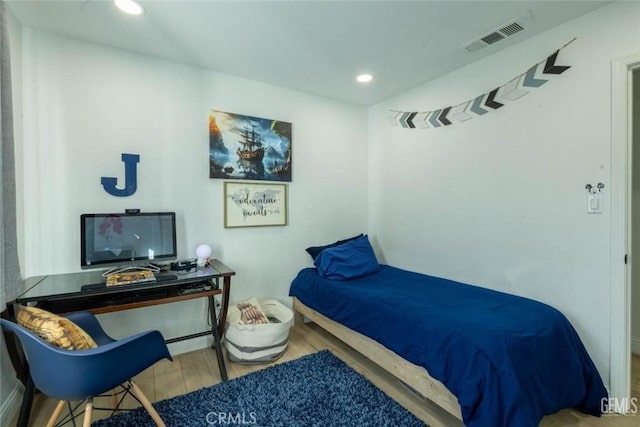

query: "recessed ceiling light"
(356, 74), (373, 83)
(114, 0), (145, 15)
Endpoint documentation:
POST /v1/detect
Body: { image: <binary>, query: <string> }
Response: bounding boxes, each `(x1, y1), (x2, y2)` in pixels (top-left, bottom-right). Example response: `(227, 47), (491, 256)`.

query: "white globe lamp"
(196, 244), (212, 267)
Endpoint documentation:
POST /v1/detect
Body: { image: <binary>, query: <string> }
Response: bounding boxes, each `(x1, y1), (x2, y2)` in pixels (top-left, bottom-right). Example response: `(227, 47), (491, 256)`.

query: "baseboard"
(0, 383), (23, 427)
(632, 337), (640, 355)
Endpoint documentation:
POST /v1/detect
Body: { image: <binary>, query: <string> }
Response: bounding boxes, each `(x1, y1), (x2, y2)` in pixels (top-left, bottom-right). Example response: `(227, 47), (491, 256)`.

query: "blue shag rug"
(92, 350), (426, 426)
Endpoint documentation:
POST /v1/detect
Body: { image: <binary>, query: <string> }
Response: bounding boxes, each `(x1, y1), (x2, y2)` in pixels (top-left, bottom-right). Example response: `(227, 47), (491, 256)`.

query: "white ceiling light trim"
(356, 74), (373, 83)
(114, 0), (145, 16)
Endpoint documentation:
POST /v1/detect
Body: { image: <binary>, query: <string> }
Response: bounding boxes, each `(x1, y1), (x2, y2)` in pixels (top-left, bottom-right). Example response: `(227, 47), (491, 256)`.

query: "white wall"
(17, 28), (368, 351)
(368, 1), (640, 390)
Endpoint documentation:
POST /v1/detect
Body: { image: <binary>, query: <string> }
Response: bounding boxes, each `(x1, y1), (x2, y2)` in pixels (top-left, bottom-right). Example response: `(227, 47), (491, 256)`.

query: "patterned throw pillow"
(16, 306), (97, 350)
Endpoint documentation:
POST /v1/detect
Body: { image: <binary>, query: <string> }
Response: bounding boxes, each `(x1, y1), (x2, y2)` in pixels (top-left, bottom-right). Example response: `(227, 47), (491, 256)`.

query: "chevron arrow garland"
(389, 38), (575, 129)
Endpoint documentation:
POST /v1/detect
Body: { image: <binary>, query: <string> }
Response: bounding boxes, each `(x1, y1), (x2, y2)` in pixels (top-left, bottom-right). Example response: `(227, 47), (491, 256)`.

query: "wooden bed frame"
(292, 297), (463, 421)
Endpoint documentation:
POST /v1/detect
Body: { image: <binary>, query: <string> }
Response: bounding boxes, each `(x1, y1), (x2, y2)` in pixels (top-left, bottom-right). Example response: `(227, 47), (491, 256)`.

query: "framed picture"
(224, 182), (287, 228)
(209, 110), (292, 182)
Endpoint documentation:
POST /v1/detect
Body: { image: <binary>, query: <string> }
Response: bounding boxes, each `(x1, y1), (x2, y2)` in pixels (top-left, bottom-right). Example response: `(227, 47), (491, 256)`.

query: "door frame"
(611, 53), (640, 407)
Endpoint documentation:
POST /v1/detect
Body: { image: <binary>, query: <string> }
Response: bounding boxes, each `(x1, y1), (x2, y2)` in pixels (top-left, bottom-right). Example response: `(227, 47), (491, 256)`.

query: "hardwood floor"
(11, 322), (640, 426)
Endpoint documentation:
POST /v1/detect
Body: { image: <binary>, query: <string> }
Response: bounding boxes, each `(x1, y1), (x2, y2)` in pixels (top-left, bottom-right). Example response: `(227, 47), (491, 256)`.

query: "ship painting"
(209, 110), (292, 182)
(236, 126), (265, 161)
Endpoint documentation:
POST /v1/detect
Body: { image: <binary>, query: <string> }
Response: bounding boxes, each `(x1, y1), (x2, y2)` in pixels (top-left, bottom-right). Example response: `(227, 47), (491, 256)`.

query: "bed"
(289, 263), (608, 427)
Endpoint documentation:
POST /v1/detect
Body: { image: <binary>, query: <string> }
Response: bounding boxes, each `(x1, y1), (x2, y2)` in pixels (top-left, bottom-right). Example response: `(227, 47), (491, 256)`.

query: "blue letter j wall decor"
(101, 153), (140, 197)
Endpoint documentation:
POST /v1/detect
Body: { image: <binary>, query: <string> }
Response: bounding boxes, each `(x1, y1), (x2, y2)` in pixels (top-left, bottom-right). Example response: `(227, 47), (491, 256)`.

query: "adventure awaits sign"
(388, 39), (575, 129)
(224, 182), (287, 228)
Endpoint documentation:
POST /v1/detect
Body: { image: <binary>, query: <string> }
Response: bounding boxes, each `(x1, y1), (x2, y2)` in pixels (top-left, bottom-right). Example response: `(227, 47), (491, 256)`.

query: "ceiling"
(7, 0), (610, 106)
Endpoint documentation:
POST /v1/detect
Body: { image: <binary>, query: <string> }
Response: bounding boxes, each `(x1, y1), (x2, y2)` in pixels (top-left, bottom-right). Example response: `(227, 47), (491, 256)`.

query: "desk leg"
(208, 295), (228, 382)
(16, 375), (34, 427)
(2, 306), (29, 385)
(217, 276), (231, 338)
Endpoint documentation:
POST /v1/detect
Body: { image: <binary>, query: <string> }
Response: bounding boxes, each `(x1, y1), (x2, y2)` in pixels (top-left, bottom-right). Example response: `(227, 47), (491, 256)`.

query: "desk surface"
(17, 259), (235, 304)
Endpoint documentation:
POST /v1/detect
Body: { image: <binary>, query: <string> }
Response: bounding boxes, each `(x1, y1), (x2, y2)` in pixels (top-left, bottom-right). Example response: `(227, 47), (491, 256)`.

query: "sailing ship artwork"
(209, 110), (292, 182)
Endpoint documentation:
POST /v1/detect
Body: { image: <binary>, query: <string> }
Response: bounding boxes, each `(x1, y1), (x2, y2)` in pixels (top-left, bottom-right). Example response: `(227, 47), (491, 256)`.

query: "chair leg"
(82, 398), (93, 427)
(46, 400), (66, 427)
(128, 380), (165, 427)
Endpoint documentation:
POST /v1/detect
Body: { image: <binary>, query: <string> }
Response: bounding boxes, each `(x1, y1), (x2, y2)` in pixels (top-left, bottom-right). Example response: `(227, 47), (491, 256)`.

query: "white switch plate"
(588, 193), (603, 214)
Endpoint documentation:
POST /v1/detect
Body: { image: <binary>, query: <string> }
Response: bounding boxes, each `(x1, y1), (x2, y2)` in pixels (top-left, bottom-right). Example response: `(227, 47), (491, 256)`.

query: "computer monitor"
(80, 211), (177, 271)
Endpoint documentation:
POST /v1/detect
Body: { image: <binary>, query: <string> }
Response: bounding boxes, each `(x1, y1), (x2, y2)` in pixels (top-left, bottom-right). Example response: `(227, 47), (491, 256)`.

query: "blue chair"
(1, 311), (172, 427)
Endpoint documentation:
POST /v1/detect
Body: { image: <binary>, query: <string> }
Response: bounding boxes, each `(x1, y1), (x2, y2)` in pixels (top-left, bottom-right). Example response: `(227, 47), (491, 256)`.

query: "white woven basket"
(225, 299), (293, 364)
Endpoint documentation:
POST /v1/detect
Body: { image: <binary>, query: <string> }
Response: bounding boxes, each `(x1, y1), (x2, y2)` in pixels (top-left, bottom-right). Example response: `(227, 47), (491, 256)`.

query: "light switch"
(588, 193), (603, 214)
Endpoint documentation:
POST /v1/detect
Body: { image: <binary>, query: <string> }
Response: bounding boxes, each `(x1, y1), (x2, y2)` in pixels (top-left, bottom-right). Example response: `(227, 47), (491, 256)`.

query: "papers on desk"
(106, 271), (156, 287)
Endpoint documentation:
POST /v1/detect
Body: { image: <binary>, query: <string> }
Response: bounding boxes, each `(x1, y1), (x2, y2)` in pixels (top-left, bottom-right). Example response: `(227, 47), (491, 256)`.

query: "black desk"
(1, 259), (235, 427)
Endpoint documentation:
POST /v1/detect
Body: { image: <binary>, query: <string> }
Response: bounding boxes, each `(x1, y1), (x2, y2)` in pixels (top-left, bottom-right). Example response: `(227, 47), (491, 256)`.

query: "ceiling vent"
(464, 20), (525, 52)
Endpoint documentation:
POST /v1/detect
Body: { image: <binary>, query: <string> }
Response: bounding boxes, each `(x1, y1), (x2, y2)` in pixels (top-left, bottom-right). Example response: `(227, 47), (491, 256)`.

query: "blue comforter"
(289, 265), (607, 427)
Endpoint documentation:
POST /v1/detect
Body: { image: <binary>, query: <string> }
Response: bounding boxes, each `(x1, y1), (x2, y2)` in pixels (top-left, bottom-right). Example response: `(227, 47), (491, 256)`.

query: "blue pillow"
(305, 234), (363, 261)
(314, 235), (380, 280)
